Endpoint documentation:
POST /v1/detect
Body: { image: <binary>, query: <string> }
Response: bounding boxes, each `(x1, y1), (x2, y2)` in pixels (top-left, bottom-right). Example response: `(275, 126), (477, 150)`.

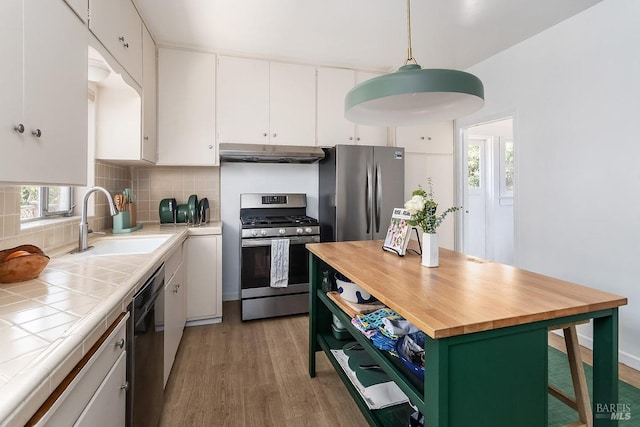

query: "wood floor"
(160, 301), (368, 427)
(161, 301), (640, 426)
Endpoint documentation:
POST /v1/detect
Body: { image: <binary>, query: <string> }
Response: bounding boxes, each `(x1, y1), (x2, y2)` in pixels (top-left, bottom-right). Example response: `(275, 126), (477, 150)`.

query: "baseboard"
(569, 330), (640, 372)
(186, 317), (222, 327)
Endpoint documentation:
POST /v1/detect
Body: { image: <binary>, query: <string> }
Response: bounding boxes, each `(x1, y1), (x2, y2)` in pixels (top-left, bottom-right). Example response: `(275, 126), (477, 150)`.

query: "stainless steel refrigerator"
(319, 145), (405, 242)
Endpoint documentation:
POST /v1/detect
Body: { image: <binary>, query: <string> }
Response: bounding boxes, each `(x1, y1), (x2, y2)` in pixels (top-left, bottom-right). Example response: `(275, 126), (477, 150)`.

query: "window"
(467, 144), (481, 188)
(20, 186), (74, 222)
(500, 139), (514, 196)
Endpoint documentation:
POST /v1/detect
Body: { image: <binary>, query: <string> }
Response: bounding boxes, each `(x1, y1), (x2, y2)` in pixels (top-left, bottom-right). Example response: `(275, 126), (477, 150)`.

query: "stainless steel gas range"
(240, 193), (320, 321)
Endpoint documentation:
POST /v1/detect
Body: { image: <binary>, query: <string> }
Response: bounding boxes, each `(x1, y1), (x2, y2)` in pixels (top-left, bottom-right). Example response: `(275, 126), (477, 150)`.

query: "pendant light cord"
(405, 0), (417, 65)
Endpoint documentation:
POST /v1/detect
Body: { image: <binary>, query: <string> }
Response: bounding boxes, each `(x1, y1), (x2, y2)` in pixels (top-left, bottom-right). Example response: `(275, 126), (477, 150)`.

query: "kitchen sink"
(75, 235), (172, 256)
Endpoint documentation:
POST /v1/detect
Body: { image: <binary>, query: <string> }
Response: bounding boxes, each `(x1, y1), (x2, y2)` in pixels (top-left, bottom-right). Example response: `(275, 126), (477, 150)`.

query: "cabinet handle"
(115, 338), (125, 349)
(356, 137), (360, 141)
(13, 124), (25, 134)
(32, 129), (42, 138)
(144, 136), (149, 141)
(173, 283), (180, 293)
(348, 137), (353, 141)
(123, 43), (129, 48)
(120, 381), (129, 391)
(420, 136), (431, 141)
(208, 145), (213, 149)
(118, 36), (125, 42)
(263, 132), (268, 137)
(272, 133), (277, 138)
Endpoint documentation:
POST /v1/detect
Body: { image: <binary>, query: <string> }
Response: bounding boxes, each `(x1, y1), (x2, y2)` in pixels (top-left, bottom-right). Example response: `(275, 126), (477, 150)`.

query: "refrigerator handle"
(375, 163), (382, 233)
(366, 164), (373, 233)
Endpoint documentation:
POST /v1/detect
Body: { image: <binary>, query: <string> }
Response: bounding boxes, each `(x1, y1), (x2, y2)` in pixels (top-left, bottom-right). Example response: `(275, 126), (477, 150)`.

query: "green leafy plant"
(404, 178), (461, 234)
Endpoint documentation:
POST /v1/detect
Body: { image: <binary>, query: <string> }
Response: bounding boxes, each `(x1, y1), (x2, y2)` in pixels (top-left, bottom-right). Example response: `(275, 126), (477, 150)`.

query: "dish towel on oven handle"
(270, 238), (290, 287)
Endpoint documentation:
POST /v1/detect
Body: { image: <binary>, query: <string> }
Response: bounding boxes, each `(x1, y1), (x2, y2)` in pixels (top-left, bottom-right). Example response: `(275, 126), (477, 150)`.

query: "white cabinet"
(164, 244), (186, 386)
(141, 25), (157, 163)
(34, 314), (128, 426)
(64, 0), (88, 22)
(217, 56), (316, 146)
(0, 0), (88, 185)
(395, 121), (454, 154)
(89, 0), (142, 85)
(157, 47), (217, 165)
(94, 26), (156, 164)
(74, 351), (127, 426)
(316, 67), (389, 147)
(186, 235), (222, 324)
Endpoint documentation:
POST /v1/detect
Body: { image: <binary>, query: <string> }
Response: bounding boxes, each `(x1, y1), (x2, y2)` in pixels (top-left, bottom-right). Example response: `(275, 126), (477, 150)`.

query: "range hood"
(219, 143), (325, 164)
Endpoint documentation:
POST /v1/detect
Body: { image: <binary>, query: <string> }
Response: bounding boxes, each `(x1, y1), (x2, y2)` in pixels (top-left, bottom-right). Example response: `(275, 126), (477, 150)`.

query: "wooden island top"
(306, 240), (627, 339)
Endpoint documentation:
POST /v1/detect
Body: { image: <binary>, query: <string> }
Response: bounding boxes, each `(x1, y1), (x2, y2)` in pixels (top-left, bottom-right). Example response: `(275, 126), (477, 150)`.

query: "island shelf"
(307, 240), (627, 427)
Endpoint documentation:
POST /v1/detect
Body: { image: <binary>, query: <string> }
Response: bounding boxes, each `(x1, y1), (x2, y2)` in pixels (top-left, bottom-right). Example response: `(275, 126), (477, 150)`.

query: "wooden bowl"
(0, 244), (50, 284)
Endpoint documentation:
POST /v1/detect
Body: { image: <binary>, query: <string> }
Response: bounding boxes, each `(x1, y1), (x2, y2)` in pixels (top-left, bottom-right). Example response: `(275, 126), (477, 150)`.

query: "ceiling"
(133, 0), (600, 72)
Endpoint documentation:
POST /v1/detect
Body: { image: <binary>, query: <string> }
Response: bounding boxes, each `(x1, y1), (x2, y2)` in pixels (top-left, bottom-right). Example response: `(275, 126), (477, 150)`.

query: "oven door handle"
(242, 236), (320, 247)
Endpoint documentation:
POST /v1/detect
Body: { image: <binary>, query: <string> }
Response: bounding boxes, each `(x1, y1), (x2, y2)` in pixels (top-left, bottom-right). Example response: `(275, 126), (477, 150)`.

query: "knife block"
(113, 211), (131, 231)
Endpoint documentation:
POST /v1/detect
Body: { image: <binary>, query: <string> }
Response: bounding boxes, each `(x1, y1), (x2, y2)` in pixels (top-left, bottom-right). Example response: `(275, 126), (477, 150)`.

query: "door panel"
(335, 145), (372, 241)
(464, 137), (487, 258)
(372, 147), (406, 240)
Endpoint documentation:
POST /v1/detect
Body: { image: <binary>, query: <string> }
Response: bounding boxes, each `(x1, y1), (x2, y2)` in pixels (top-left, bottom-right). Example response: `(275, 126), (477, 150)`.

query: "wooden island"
(307, 240), (627, 427)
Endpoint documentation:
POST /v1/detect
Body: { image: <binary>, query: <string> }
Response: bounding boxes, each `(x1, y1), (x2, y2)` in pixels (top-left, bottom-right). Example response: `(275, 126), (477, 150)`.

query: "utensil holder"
(113, 211), (131, 231)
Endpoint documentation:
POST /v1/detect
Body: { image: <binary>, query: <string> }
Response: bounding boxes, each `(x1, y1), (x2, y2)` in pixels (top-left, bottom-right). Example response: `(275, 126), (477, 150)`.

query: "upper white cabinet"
(89, 0), (142, 85)
(395, 121), (454, 154)
(157, 47), (217, 165)
(141, 25), (157, 163)
(0, 0), (88, 185)
(316, 67), (388, 147)
(64, 0), (88, 22)
(217, 56), (316, 146)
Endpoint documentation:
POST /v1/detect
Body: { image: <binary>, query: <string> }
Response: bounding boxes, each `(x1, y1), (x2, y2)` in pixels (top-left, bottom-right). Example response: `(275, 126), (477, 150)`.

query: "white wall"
(220, 162), (319, 301)
(457, 0), (640, 369)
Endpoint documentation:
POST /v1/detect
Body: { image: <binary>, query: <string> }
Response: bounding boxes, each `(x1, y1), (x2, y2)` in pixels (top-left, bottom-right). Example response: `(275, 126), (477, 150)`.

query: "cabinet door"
(317, 67), (356, 146)
(186, 235), (222, 322)
(269, 62), (316, 146)
(74, 351), (127, 427)
(141, 25), (157, 163)
(164, 262), (185, 386)
(19, 0), (88, 185)
(157, 48), (216, 165)
(216, 56), (270, 144)
(0, 0), (24, 171)
(396, 121), (454, 154)
(64, 0), (88, 23)
(89, 0), (142, 84)
(354, 71), (388, 146)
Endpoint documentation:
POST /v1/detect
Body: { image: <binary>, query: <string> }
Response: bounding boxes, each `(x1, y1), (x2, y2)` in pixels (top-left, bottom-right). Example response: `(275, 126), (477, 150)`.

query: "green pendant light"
(345, 0), (485, 126)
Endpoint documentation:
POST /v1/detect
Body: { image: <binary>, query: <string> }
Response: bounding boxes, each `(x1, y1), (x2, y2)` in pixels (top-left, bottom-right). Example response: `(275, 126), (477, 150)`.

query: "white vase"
(421, 233), (439, 267)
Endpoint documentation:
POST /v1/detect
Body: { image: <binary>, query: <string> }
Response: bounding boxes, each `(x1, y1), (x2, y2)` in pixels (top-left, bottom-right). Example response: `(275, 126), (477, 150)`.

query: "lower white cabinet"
(74, 351), (127, 426)
(164, 246), (186, 386)
(33, 314), (128, 426)
(186, 235), (222, 323)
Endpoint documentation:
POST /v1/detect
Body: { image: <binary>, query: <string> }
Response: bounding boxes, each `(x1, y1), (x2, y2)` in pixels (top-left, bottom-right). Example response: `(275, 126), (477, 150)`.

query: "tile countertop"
(0, 222), (222, 426)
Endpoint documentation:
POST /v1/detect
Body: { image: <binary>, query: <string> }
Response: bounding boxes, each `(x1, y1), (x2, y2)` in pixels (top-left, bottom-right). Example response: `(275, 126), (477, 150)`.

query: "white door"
(462, 118), (514, 264)
(464, 137), (488, 258)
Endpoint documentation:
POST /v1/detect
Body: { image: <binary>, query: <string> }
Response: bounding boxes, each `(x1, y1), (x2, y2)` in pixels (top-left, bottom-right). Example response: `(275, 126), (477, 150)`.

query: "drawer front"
(164, 241), (183, 282)
(37, 314), (128, 426)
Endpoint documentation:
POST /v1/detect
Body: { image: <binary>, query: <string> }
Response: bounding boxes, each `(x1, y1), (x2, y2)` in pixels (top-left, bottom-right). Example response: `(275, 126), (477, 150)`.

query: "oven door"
(241, 235), (318, 297)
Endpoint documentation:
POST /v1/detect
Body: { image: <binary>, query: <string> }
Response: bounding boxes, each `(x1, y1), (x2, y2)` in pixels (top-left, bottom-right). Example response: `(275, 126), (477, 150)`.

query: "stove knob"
(296, 228), (304, 234)
(251, 230), (258, 237)
(304, 227), (313, 234)
(278, 228), (286, 235)
(260, 230), (268, 236)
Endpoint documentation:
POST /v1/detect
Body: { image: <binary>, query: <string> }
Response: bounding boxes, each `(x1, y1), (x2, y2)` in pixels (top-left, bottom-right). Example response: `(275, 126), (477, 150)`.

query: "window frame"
(20, 186), (74, 223)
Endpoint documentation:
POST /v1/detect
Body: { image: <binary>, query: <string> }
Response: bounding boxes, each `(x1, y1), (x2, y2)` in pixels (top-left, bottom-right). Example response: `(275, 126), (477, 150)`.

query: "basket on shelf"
(0, 244), (49, 284)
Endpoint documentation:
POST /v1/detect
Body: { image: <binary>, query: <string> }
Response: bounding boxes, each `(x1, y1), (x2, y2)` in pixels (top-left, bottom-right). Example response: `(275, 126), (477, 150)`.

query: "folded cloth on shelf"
(355, 308), (401, 331)
(370, 331), (397, 352)
(270, 239), (289, 287)
(382, 317), (420, 337)
(351, 317), (377, 338)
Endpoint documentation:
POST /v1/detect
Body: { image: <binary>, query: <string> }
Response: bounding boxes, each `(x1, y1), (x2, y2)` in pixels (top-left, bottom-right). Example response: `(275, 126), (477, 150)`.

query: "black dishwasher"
(126, 263), (165, 427)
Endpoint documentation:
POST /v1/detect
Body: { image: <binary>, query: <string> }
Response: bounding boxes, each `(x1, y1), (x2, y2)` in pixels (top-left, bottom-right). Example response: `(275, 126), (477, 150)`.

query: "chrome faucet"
(77, 186), (118, 253)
